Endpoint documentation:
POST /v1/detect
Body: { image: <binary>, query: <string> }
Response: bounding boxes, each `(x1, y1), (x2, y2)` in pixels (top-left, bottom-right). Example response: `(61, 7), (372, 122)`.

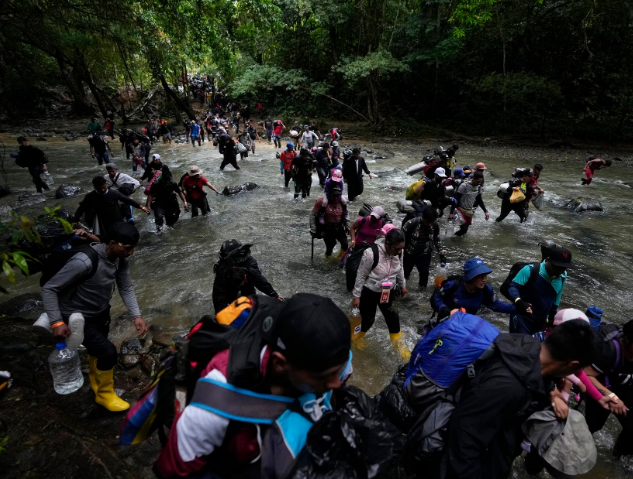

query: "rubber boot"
(94, 367), (130, 412)
(87, 355), (98, 395)
(33, 313), (52, 335)
(390, 332), (411, 362)
(352, 331), (367, 350)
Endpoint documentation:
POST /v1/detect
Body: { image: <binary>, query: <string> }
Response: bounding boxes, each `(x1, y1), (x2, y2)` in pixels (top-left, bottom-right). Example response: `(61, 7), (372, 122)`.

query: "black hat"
(330, 183), (343, 195)
(110, 222), (140, 246)
(220, 239), (252, 258)
(274, 293), (350, 372)
(548, 246), (573, 268)
(17, 136), (27, 143)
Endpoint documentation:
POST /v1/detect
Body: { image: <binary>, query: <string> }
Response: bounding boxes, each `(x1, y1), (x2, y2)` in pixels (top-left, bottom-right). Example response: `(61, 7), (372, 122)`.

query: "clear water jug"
(49, 342), (84, 394)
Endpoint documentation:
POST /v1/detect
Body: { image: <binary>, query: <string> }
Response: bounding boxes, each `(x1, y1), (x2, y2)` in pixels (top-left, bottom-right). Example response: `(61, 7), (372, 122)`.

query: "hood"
(493, 334), (545, 395)
(375, 237), (387, 253)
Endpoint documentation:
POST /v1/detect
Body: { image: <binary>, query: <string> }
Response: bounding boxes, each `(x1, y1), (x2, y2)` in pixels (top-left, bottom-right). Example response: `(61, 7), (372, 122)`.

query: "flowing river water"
(1, 133), (632, 478)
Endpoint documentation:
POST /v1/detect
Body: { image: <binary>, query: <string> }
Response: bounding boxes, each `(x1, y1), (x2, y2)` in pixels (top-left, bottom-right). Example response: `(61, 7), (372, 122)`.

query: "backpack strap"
(370, 243), (380, 271)
(112, 173), (120, 186)
(190, 377), (294, 424)
(610, 334), (622, 371)
(526, 262), (541, 287)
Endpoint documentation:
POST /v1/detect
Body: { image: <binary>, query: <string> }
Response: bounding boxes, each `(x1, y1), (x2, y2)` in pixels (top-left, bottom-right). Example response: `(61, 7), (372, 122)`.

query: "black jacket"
(446, 334), (550, 479)
(212, 256), (278, 313)
(342, 156), (370, 185)
(19, 145), (47, 167)
(73, 189), (141, 240)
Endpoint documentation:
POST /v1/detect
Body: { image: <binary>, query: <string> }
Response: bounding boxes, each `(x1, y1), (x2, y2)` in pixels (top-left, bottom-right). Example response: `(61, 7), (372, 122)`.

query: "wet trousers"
(63, 307), (117, 370)
(496, 199), (528, 223)
(403, 252), (432, 288)
(322, 226), (348, 256)
(359, 287), (400, 334)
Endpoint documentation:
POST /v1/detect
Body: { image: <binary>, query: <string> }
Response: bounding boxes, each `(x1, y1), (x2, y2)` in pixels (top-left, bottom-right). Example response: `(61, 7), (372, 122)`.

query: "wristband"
(514, 298), (521, 303)
(609, 393), (619, 402)
(51, 321), (65, 328)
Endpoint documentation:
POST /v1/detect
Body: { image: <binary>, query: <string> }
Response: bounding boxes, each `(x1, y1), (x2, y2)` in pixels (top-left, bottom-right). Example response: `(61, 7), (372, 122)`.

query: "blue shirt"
(191, 125), (201, 137)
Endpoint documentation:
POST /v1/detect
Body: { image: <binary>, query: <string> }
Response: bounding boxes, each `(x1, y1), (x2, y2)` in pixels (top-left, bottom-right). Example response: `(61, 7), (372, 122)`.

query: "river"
(1, 133), (632, 478)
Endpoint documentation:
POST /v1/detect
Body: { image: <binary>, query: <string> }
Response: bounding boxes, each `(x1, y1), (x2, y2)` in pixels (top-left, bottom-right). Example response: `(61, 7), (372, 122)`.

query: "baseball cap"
(152, 154), (161, 160)
(548, 246), (573, 269)
(331, 141), (338, 147)
(475, 162), (487, 170)
(463, 257), (493, 282)
(553, 308), (589, 327)
(275, 293), (350, 372)
(189, 165), (203, 176)
(110, 222), (140, 246)
(105, 163), (117, 170)
(370, 206), (385, 219)
(435, 167), (447, 178)
(453, 168), (465, 178)
(220, 239), (253, 258)
(330, 183), (343, 195)
(287, 142), (294, 148)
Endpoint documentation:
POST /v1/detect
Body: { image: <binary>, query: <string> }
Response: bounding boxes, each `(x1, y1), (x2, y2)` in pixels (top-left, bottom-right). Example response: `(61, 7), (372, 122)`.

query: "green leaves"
(337, 51), (410, 84)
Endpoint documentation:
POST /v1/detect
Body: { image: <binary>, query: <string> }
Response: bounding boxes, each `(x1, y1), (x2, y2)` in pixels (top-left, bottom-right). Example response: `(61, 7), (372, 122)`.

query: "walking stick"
(311, 235), (315, 261)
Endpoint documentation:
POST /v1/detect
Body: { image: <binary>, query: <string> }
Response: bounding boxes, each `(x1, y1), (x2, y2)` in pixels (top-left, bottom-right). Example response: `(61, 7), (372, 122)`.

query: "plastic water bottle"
(434, 264), (447, 288)
(348, 308), (362, 339)
(44, 171), (54, 184)
(48, 342), (84, 395)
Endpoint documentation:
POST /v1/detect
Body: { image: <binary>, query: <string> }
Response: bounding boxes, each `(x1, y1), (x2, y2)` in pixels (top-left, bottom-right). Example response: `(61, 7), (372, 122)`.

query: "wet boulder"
(222, 182), (259, 196)
(120, 337), (152, 355)
(566, 197), (603, 213)
(119, 354), (140, 369)
(55, 184), (83, 198)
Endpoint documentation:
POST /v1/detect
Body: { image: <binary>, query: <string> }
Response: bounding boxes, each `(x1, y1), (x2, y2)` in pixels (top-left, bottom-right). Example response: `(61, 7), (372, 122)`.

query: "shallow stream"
(1, 133), (632, 478)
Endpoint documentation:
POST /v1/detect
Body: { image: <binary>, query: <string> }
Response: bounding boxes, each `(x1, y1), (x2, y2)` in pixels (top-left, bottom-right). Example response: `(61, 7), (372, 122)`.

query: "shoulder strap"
(610, 335), (622, 370)
(190, 378), (294, 424)
(112, 173), (120, 186)
(526, 262), (541, 287)
(370, 243), (380, 271)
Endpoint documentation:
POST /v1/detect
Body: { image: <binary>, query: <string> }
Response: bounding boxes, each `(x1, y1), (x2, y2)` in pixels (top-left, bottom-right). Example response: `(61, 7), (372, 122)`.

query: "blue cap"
(463, 257), (493, 282)
(454, 168), (465, 178)
(55, 342), (67, 350)
(287, 142), (294, 148)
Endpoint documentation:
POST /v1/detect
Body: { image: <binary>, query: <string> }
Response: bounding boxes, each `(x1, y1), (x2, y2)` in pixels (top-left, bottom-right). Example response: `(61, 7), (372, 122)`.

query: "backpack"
(111, 173), (135, 196)
(39, 245), (100, 287)
(499, 261), (541, 301)
(429, 275), (463, 313)
(345, 243), (380, 292)
(423, 158), (440, 177)
(120, 295), (286, 446)
(402, 312), (500, 468)
(597, 323), (622, 374)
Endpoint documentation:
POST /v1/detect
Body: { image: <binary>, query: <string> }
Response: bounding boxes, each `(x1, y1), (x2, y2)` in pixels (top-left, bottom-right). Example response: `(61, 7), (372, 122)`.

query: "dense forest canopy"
(1, 0), (631, 140)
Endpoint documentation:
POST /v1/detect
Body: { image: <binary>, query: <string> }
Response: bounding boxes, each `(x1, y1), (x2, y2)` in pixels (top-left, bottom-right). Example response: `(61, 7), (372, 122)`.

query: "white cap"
(152, 154), (161, 160)
(435, 167), (447, 178)
(332, 141), (339, 147)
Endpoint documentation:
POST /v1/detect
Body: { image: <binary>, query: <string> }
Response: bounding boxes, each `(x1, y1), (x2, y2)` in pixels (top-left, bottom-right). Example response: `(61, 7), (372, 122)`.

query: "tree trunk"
(54, 53), (93, 114)
(159, 74), (195, 120)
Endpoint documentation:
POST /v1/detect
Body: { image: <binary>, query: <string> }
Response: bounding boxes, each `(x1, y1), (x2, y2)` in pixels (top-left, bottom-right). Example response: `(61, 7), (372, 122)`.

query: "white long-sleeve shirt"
(353, 237), (405, 298)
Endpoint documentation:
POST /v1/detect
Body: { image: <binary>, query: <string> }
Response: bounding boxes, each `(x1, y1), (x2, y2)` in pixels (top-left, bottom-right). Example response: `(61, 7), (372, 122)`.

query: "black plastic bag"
(374, 364), (418, 434)
(289, 386), (404, 479)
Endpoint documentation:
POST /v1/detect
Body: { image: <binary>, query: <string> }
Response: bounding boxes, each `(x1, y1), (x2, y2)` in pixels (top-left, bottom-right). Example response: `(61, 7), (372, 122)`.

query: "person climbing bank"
(42, 222), (147, 412)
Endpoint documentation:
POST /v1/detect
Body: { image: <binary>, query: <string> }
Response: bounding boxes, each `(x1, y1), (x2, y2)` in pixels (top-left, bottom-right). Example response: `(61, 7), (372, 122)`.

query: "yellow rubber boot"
(94, 367), (130, 412)
(352, 331), (367, 350)
(87, 355), (98, 395)
(390, 332), (411, 362)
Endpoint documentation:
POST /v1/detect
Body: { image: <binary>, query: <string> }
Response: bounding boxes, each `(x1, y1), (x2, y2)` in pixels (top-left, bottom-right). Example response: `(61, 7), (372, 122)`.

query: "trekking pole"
(174, 338), (190, 414)
(311, 235), (315, 261)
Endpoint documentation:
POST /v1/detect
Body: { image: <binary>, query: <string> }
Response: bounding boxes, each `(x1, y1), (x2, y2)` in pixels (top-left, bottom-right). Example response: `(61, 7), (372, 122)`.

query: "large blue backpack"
(403, 311), (500, 413)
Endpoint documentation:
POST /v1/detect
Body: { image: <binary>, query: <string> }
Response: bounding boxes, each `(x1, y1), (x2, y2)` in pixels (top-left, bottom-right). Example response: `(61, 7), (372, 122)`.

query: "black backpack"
(499, 261), (541, 301)
(345, 243), (380, 292)
(39, 245), (100, 287)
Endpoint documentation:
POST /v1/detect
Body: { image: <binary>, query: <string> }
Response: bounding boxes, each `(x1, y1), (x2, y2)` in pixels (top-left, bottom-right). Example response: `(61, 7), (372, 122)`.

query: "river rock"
(566, 197), (603, 213)
(222, 182), (258, 196)
(55, 184), (82, 198)
(120, 337), (151, 355)
(141, 355), (157, 376)
(119, 354), (140, 369)
(121, 338), (152, 354)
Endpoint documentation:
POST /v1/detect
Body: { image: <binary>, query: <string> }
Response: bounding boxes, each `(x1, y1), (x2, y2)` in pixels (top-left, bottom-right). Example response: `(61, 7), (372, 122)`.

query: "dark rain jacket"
(212, 256), (278, 313)
(445, 334), (551, 479)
